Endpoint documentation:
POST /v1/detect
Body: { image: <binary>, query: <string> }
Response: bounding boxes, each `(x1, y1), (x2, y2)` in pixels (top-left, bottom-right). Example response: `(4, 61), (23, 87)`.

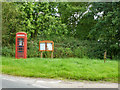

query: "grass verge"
(1, 57), (118, 82)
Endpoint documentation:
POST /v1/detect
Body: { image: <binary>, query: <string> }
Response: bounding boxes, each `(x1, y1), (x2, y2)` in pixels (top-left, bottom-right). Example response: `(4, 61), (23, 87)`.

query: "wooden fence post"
(104, 50), (107, 63)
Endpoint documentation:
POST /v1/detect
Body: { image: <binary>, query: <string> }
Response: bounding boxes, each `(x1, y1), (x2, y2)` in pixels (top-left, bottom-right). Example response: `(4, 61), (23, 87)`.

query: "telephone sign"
(15, 32), (27, 59)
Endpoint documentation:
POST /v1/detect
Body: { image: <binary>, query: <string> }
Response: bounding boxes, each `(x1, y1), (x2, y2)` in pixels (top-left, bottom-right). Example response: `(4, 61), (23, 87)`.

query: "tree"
(57, 2), (90, 36)
(2, 2), (21, 45)
(89, 2), (120, 59)
(75, 13), (97, 39)
(19, 2), (68, 40)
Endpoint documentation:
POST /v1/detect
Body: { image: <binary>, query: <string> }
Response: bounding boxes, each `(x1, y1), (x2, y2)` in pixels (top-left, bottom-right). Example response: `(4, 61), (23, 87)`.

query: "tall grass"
(1, 57), (118, 82)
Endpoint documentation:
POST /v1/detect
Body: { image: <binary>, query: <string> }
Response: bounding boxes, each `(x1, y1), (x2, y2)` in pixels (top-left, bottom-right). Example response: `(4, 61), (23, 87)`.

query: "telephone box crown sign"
(16, 32), (27, 37)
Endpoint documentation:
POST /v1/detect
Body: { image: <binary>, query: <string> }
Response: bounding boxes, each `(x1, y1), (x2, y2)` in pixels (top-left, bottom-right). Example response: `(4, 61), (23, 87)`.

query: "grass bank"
(1, 57), (118, 82)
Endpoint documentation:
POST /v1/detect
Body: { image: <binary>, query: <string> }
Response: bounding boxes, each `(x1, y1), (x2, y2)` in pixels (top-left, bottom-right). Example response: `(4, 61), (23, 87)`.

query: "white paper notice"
(19, 40), (23, 46)
(47, 43), (52, 50)
(40, 43), (45, 50)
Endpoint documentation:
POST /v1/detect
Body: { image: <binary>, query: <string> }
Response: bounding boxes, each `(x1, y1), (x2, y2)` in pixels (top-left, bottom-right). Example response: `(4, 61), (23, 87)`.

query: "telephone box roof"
(16, 32), (27, 35)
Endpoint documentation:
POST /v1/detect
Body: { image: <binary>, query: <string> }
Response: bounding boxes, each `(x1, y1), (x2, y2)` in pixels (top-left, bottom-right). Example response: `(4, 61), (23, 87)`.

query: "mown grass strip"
(1, 57), (118, 82)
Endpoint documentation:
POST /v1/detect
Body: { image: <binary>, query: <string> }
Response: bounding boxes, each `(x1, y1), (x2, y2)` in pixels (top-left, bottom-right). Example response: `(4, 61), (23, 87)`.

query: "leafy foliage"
(19, 2), (68, 39)
(2, 2), (21, 46)
(2, 2), (120, 59)
(89, 2), (120, 59)
(2, 36), (105, 59)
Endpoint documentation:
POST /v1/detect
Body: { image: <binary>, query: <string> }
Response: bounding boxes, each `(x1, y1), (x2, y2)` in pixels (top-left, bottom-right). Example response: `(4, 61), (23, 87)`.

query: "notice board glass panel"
(47, 43), (52, 50)
(40, 43), (45, 50)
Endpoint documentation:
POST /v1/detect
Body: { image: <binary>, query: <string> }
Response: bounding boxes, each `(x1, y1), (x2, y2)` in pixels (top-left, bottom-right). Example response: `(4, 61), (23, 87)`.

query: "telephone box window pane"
(17, 38), (24, 46)
(18, 48), (24, 50)
(40, 43), (45, 50)
(18, 51), (23, 52)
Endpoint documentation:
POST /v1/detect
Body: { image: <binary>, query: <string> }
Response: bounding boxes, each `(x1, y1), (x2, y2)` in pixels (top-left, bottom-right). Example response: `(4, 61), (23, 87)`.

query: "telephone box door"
(15, 32), (27, 59)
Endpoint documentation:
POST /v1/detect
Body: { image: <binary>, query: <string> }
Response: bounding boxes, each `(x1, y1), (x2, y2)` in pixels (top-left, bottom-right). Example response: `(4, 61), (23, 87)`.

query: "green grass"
(1, 57), (118, 82)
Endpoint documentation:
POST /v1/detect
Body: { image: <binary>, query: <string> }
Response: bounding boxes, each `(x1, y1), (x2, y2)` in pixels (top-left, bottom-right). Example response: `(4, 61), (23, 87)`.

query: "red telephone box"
(15, 32), (27, 59)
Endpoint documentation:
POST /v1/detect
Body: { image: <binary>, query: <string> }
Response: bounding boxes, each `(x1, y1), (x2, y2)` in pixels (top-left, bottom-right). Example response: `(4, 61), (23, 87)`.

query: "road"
(1, 74), (118, 88)
(2, 79), (37, 88)
(1, 74), (48, 88)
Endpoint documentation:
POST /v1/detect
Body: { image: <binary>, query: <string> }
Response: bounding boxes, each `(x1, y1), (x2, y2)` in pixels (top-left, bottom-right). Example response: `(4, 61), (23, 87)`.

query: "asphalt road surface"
(2, 79), (37, 88)
(1, 74), (118, 88)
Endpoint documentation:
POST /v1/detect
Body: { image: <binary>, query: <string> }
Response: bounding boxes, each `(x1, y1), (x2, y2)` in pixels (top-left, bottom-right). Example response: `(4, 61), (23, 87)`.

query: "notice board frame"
(39, 40), (54, 58)
(39, 40), (54, 51)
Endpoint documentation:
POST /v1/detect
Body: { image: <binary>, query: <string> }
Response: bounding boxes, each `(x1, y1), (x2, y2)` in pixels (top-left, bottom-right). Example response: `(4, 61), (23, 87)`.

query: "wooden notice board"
(39, 40), (54, 58)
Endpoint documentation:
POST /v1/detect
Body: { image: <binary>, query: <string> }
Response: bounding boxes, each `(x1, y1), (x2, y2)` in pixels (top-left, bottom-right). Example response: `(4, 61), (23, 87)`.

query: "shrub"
(74, 46), (87, 58)
(2, 45), (15, 57)
(27, 41), (39, 58)
(2, 36), (119, 59)
(54, 47), (65, 58)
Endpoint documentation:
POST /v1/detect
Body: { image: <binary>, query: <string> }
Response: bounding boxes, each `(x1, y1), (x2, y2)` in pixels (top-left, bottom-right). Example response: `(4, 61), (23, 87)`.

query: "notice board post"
(39, 40), (54, 58)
